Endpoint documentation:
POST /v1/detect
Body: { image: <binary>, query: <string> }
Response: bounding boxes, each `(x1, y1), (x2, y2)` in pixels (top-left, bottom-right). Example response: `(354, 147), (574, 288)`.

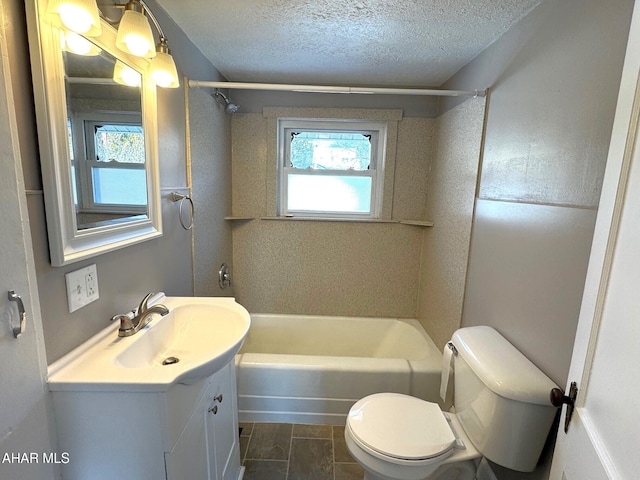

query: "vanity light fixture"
(115, 0), (180, 88)
(47, 0), (102, 37)
(150, 36), (179, 88)
(115, 0), (156, 58)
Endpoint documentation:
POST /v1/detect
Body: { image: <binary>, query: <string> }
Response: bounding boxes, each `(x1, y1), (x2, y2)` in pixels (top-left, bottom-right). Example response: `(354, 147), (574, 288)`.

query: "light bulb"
(48, 0), (102, 37)
(120, 67), (141, 87)
(152, 69), (172, 88)
(150, 50), (179, 88)
(114, 61), (142, 87)
(116, 7), (155, 58)
(64, 31), (100, 56)
(123, 34), (153, 57)
(58, 4), (93, 33)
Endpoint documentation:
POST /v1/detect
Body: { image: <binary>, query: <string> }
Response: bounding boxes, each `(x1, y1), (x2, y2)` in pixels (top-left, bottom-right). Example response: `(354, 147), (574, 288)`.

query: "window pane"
(290, 132), (371, 170)
(67, 118), (74, 161)
(94, 124), (145, 163)
(287, 174), (372, 213)
(92, 167), (147, 205)
(71, 162), (78, 206)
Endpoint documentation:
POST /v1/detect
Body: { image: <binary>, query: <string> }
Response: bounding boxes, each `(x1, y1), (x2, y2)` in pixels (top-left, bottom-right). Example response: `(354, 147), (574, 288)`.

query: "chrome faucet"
(111, 292), (170, 337)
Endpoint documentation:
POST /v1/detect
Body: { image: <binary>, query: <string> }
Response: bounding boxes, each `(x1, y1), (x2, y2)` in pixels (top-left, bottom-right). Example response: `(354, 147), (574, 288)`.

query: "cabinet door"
(165, 388), (210, 480)
(205, 362), (241, 480)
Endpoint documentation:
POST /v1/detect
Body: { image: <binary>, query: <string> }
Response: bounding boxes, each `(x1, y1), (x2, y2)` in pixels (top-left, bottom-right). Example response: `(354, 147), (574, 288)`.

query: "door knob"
(550, 382), (578, 433)
(550, 388), (574, 408)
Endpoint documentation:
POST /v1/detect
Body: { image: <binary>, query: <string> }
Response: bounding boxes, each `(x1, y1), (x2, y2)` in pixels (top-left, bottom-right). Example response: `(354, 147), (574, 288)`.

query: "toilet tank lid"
(451, 326), (558, 406)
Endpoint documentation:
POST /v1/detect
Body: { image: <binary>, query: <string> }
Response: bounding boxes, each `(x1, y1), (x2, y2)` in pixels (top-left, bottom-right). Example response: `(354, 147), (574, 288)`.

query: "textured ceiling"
(155, 0), (540, 87)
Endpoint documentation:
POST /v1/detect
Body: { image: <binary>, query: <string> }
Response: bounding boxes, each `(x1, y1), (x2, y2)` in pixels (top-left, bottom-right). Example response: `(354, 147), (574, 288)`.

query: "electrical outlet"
(65, 264), (100, 313)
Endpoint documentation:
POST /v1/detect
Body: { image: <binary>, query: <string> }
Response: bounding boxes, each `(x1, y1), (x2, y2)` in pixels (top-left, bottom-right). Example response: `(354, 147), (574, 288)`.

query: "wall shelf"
(399, 220), (434, 227)
(224, 216), (434, 227)
(260, 216), (396, 223)
(255, 216), (434, 226)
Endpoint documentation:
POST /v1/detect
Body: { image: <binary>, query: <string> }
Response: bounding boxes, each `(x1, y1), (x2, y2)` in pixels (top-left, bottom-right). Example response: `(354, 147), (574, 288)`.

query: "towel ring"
(170, 192), (194, 230)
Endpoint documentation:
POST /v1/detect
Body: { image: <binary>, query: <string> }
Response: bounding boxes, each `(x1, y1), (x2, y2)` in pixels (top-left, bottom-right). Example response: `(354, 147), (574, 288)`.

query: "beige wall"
(417, 97), (486, 349)
(230, 109), (435, 317)
(190, 88), (235, 296)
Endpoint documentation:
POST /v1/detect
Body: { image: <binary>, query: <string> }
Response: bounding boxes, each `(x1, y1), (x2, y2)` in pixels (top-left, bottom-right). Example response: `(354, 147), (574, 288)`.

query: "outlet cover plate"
(65, 264), (99, 313)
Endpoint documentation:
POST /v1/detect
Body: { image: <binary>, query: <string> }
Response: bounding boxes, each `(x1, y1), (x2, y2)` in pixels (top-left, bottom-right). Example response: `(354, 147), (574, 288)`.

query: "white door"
(549, 3), (640, 479)
(0, 4), (54, 479)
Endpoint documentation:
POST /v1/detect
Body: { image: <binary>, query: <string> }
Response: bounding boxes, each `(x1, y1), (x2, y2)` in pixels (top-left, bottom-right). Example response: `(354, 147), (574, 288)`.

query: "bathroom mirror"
(26, 0), (162, 266)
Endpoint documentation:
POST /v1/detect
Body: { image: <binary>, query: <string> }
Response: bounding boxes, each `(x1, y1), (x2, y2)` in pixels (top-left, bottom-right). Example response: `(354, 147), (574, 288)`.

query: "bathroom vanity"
(51, 360), (240, 479)
(47, 296), (250, 480)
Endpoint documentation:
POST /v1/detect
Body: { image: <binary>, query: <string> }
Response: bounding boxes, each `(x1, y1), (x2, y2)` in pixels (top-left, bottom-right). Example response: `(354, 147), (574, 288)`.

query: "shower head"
(213, 89), (239, 114)
(225, 102), (239, 114)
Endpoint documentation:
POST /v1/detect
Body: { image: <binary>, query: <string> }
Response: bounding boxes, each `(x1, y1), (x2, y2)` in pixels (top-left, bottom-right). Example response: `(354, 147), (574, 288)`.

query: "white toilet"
(345, 326), (558, 480)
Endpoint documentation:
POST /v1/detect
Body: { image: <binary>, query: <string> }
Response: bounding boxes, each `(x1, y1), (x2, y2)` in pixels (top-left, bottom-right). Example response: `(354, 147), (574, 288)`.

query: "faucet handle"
(111, 313), (134, 332)
(138, 292), (156, 314)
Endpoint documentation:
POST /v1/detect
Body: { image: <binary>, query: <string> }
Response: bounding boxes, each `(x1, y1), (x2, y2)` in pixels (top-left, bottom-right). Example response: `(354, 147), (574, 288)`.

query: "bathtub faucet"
(111, 293), (170, 337)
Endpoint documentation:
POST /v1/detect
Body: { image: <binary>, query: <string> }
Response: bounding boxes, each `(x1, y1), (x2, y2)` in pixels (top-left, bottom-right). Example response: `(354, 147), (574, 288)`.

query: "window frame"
(277, 118), (388, 219)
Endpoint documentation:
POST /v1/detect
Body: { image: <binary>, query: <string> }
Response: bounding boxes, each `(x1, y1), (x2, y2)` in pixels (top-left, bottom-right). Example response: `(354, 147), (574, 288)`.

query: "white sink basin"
(48, 295), (251, 392)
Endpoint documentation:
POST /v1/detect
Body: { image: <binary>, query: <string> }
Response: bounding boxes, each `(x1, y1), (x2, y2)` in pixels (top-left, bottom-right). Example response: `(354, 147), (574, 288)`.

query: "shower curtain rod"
(188, 79), (486, 97)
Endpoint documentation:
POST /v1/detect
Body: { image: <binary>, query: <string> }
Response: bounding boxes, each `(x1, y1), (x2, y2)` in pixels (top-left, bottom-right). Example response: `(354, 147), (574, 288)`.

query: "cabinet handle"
(207, 393), (223, 414)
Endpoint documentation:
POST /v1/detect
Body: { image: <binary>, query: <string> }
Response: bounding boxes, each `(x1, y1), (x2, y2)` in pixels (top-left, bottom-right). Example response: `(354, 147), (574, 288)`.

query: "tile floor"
(239, 422), (365, 480)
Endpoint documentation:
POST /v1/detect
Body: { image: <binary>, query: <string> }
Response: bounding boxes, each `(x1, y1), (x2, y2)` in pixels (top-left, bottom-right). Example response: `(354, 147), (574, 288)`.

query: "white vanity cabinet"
(166, 361), (241, 480)
(50, 360), (242, 480)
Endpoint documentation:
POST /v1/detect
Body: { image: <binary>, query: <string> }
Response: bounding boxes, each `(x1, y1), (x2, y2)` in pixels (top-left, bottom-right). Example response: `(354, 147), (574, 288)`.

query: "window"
(69, 112), (147, 215)
(84, 121), (147, 208)
(278, 119), (387, 218)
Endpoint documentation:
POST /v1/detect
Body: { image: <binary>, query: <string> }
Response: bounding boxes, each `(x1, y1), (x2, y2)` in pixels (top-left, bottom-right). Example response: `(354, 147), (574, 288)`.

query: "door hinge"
(550, 381), (578, 433)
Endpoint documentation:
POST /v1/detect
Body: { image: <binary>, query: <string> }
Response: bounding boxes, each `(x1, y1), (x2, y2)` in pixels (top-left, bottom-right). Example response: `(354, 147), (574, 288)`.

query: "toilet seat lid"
(347, 393), (456, 461)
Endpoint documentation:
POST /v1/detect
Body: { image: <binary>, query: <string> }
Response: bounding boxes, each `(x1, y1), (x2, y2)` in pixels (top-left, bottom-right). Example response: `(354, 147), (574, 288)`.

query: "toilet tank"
(450, 326), (558, 472)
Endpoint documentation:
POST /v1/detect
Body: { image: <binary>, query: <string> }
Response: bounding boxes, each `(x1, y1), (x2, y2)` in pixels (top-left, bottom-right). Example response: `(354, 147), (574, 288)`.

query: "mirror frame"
(26, 0), (162, 266)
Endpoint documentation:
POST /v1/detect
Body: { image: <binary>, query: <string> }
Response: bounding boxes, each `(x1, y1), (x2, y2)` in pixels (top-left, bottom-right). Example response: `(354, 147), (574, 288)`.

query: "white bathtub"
(235, 313), (443, 425)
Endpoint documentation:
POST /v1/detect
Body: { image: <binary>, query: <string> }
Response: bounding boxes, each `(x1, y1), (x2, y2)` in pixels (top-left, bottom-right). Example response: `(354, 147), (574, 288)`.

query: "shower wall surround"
(189, 87), (234, 296)
(230, 105), (485, 320)
(417, 98), (486, 349)
(230, 108), (436, 317)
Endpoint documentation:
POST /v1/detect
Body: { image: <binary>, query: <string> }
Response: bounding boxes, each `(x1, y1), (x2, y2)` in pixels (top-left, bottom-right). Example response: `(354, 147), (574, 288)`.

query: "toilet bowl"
(344, 326), (559, 480)
(344, 393), (478, 480)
